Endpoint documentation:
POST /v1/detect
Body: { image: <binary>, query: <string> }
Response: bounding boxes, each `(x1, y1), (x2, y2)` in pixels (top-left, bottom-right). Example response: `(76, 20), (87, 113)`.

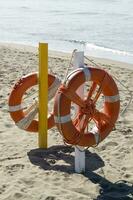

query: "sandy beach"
(0, 43), (133, 200)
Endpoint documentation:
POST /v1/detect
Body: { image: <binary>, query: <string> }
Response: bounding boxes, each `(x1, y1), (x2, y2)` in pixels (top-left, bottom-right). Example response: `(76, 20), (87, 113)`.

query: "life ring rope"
(16, 104), (38, 130)
(48, 76), (61, 100)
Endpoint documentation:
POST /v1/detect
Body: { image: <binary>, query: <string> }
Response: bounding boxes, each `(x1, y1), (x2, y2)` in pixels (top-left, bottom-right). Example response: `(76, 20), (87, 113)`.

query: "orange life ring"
(54, 67), (120, 147)
(8, 72), (61, 132)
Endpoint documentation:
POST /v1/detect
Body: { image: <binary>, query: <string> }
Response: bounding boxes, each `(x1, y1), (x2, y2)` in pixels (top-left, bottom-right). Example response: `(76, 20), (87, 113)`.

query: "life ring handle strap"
(63, 111), (115, 147)
(58, 84), (85, 108)
(79, 74), (107, 133)
(58, 82), (105, 134)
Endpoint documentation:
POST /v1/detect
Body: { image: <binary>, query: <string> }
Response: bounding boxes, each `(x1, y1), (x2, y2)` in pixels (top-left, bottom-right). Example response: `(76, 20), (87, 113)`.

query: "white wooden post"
(73, 51), (85, 173)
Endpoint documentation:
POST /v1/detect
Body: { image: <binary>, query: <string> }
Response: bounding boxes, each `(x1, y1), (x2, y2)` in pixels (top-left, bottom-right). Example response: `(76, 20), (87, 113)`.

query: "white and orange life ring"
(8, 72), (61, 132)
(54, 67), (120, 147)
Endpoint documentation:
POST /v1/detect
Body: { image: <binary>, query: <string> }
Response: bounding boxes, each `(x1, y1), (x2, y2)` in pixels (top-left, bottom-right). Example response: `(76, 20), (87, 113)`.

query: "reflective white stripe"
(65, 69), (81, 86)
(104, 94), (120, 103)
(8, 104), (23, 112)
(66, 68), (82, 80)
(66, 67), (91, 86)
(16, 107), (38, 130)
(54, 114), (71, 124)
(91, 126), (100, 145)
(48, 77), (61, 101)
(82, 67), (91, 81)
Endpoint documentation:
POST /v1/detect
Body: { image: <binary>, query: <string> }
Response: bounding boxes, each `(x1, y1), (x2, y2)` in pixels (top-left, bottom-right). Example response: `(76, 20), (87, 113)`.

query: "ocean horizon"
(0, 0), (133, 64)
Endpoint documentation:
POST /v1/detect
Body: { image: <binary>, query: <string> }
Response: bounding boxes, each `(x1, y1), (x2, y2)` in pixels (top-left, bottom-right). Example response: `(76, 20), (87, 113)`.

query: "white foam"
(85, 43), (133, 64)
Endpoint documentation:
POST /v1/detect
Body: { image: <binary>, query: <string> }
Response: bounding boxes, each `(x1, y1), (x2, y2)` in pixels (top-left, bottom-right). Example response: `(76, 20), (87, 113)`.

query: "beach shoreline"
(1, 42), (133, 71)
(0, 43), (133, 200)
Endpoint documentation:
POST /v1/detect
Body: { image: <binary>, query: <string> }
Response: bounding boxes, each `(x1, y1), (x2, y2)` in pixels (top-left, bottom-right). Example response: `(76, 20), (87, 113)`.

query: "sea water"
(0, 0), (133, 64)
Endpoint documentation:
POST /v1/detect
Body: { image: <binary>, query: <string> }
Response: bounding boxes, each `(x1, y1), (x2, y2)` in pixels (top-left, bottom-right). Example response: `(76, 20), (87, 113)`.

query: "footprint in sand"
(4, 123), (13, 128)
(5, 164), (25, 176)
(0, 184), (7, 195)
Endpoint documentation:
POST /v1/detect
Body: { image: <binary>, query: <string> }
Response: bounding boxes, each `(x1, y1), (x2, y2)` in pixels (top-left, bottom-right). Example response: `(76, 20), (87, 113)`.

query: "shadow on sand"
(28, 145), (133, 200)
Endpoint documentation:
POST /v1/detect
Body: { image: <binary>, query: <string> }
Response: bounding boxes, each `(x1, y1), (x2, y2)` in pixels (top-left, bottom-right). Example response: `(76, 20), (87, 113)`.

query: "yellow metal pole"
(38, 43), (48, 148)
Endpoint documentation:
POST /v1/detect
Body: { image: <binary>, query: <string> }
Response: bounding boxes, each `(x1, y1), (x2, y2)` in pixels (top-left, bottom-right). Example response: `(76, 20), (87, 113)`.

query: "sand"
(0, 43), (133, 200)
